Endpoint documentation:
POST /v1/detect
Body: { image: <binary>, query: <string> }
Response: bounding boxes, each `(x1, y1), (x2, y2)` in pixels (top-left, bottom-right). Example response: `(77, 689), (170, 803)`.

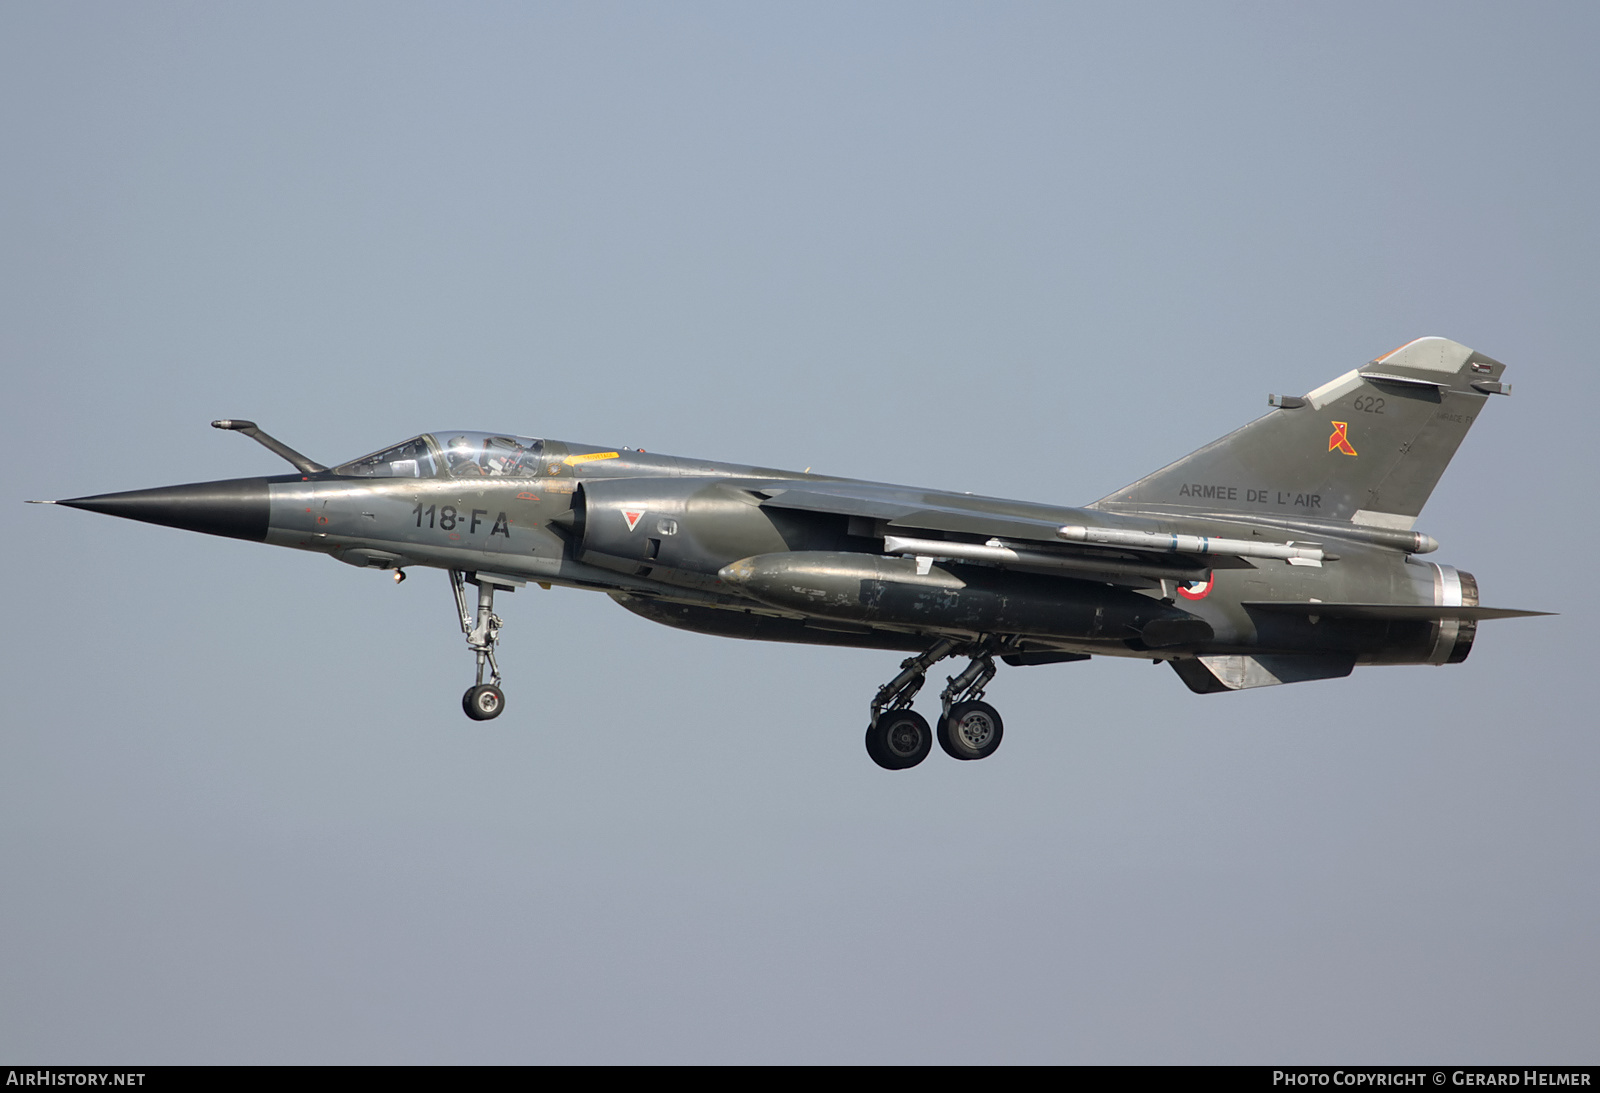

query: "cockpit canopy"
(335, 432), (545, 479)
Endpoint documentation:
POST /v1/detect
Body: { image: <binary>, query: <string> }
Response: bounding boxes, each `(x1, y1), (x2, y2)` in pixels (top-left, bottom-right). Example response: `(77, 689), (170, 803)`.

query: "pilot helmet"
(446, 436), (478, 469)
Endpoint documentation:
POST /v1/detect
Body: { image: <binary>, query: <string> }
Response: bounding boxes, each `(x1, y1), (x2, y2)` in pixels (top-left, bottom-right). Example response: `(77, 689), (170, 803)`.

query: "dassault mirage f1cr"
(40, 337), (1548, 769)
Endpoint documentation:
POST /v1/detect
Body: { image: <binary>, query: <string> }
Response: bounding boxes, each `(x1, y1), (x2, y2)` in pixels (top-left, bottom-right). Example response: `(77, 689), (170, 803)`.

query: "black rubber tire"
(463, 684), (505, 721)
(865, 709), (933, 770)
(938, 700), (1003, 761)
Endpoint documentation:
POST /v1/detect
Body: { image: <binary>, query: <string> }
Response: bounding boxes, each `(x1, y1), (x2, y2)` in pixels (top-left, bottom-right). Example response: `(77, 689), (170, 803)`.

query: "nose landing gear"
(450, 569), (519, 721)
(864, 640), (1005, 769)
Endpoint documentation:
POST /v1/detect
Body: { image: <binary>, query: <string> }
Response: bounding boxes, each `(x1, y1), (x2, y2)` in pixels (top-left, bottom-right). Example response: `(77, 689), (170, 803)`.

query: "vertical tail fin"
(1092, 337), (1510, 529)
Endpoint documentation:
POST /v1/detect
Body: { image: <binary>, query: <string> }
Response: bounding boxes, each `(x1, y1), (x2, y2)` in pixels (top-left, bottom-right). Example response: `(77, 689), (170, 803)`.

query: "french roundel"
(1176, 574), (1214, 601)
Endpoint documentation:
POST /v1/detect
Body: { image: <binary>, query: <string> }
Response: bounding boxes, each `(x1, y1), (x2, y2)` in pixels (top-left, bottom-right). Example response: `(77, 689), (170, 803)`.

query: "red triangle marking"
(623, 509), (645, 532)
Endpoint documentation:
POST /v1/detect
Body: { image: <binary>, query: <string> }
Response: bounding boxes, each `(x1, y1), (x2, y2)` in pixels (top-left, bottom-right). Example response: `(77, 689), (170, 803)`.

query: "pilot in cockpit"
(442, 433), (541, 477)
(446, 436), (486, 476)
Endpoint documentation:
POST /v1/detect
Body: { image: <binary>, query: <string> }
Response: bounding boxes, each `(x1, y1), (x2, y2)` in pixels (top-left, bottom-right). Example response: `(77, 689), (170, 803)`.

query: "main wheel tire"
(865, 709), (932, 770)
(463, 684), (505, 721)
(938, 700), (1003, 760)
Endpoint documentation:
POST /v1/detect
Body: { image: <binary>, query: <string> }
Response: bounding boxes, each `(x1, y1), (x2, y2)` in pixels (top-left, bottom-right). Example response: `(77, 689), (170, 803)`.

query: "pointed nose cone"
(58, 478), (271, 542)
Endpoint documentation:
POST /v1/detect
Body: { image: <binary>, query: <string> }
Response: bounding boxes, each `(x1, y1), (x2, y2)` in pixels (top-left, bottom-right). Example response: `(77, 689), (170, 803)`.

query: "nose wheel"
(463, 683), (506, 721)
(450, 569), (519, 721)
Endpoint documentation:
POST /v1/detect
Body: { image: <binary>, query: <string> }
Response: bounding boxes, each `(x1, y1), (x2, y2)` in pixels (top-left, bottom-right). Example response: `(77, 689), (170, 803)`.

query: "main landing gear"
(865, 640), (1006, 770)
(450, 569), (519, 721)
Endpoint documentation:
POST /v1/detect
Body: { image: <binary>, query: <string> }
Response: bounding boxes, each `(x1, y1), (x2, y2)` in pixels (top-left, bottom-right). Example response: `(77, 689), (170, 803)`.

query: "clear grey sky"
(3, 1), (1596, 1063)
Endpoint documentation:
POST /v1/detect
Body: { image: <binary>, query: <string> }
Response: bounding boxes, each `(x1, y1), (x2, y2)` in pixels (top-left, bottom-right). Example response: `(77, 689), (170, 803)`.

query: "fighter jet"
(37, 337), (1547, 769)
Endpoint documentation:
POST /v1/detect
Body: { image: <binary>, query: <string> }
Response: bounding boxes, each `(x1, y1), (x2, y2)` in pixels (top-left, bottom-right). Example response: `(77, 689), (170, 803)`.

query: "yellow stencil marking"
(563, 451), (620, 467)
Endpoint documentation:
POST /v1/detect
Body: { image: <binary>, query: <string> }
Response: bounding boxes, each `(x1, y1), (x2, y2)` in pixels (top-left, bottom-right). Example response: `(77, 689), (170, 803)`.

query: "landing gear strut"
(451, 569), (514, 720)
(870, 639), (959, 725)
